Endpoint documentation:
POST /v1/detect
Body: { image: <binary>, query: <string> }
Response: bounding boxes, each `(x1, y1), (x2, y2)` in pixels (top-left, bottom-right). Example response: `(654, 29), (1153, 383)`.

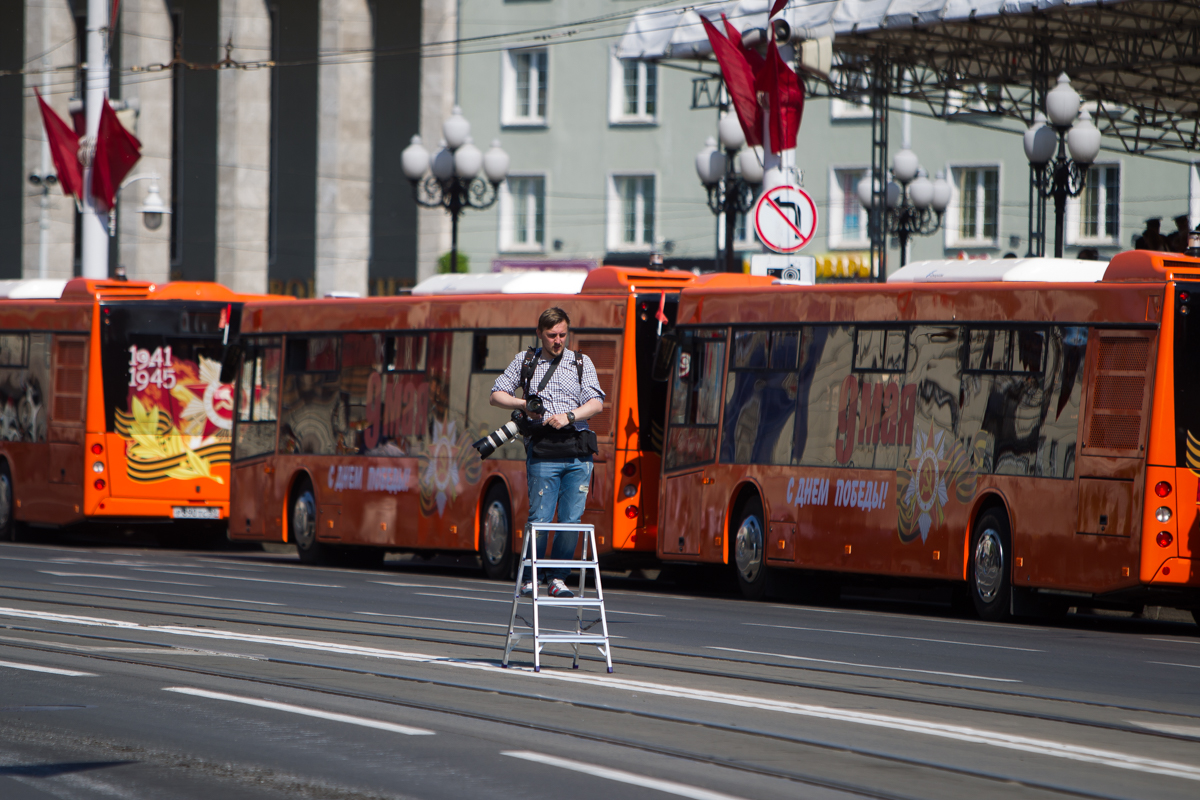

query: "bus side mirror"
(219, 345), (243, 385)
(651, 333), (677, 382)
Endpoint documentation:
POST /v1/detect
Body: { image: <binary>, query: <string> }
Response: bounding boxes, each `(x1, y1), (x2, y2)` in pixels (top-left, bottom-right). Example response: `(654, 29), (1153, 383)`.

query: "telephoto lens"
(472, 419), (522, 460)
(526, 395), (545, 415)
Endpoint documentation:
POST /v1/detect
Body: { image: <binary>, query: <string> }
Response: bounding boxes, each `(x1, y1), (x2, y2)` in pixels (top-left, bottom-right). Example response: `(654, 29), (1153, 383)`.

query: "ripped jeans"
(525, 457), (594, 583)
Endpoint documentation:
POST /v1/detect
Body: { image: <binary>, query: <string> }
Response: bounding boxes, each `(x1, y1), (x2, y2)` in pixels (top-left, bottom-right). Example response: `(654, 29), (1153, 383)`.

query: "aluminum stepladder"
(502, 522), (613, 673)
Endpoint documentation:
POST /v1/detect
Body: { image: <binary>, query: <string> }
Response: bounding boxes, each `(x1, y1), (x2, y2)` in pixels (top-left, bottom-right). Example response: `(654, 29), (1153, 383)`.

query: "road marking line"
(40, 572), (209, 587)
(765, 604), (1034, 629)
(744, 623), (1042, 651)
(372, 581), (509, 594)
(356, 611), (508, 628)
(1146, 638), (1200, 646)
(502, 751), (748, 800)
(49, 584), (285, 606)
(415, 592), (509, 603)
(162, 687), (434, 735)
(709, 646), (1017, 682)
(0, 659), (94, 676)
(130, 569), (341, 588)
(1129, 720), (1200, 739)
(6, 607), (1199, 782)
(1148, 661), (1200, 670)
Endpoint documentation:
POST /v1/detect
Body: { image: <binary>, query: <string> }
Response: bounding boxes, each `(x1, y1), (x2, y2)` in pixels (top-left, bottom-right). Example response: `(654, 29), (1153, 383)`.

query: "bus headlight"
(92, 461), (104, 473)
(1155, 506), (1172, 523)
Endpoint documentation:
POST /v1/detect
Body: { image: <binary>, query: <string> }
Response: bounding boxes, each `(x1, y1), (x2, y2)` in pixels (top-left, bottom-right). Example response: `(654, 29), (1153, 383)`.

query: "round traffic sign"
(753, 186), (817, 254)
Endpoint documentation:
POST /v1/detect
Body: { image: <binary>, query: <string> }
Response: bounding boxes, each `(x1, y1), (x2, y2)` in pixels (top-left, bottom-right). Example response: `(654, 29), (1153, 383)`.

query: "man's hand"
(545, 412), (571, 429)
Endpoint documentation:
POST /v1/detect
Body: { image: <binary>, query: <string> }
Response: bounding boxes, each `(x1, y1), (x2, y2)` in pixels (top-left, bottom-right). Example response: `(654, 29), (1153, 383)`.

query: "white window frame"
(498, 173), (547, 253)
(827, 165), (870, 249)
(501, 47), (548, 127)
(944, 163), (1002, 249)
(1065, 162), (1122, 246)
(607, 172), (657, 252)
(609, 50), (658, 125)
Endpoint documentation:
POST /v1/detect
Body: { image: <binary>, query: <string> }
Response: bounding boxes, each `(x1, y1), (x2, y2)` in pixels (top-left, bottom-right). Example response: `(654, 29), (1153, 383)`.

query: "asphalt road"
(0, 538), (1198, 800)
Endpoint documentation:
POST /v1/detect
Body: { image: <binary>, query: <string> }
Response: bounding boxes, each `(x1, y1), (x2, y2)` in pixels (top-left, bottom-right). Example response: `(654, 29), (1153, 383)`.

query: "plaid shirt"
(491, 347), (604, 432)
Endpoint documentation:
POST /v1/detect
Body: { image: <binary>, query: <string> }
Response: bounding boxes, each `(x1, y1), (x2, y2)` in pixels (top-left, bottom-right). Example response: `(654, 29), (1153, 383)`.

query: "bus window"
(635, 293), (678, 454)
(722, 329), (800, 465)
(0, 332), (44, 444)
(234, 338), (281, 460)
(0, 334), (28, 367)
(1175, 283), (1200, 470)
(961, 326), (1047, 476)
(854, 328), (906, 373)
(665, 329), (725, 471)
(467, 333), (527, 458)
(280, 335), (344, 455)
(1037, 326), (1087, 478)
(387, 334), (427, 372)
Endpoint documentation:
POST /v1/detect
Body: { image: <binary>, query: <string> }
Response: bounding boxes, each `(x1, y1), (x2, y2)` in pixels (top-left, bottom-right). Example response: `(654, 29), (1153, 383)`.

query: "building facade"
(7, 0), (1200, 294)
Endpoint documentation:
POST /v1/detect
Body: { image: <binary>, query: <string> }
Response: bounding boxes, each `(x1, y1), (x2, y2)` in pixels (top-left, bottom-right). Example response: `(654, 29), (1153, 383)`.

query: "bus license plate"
(172, 506), (221, 520)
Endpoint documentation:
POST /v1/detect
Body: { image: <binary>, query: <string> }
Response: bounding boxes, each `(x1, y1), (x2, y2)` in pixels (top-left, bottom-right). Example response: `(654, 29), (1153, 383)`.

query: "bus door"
(1073, 328), (1156, 585)
(661, 329), (727, 556)
(230, 338), (282, 539)
(44, 335), (88, 521)
(574, 335), (621, 544)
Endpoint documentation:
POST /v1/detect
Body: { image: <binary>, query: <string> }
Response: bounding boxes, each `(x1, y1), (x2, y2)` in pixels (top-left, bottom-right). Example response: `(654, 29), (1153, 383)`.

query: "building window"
(829, 167), (869, 248)
(499, 175), (545, 251)
(947, 166), (1000, 246)
(1068, 163), (1120, 244)
(503, 49), (547, 126)
(608, 174), (655, 250)
(610, 54), (657, 123)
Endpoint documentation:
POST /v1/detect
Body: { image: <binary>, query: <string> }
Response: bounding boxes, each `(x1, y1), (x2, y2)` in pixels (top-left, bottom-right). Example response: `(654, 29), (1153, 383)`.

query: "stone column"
(216, 0), (271, 293)
(418, 0), (456, 280)
(315, 0), (372, 298)
(117, 0), (174, 284)
(22, 0), (81, 280)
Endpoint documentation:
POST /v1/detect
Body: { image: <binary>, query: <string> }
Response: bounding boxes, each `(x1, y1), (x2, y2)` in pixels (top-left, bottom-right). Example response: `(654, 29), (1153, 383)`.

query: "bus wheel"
(290, 478), (329, 565)
(969, 508), (1012, 621)
(733, 496), (769, 600)
(480, 484), (514, 581)
(0, 463), (14, 542)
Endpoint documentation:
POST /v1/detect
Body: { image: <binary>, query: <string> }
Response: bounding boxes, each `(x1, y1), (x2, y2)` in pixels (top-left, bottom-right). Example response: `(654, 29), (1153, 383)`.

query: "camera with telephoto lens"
(472, 396), (544, 460)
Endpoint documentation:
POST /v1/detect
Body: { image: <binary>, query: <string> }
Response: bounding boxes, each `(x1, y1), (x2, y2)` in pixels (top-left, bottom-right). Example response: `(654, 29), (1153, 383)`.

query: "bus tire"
(0, 462), (14, 542)
(969, 508), (1012, 622)
(480, 483), (514, 581)
(732, 495), (770, 600)
(290, 477), (330, 566)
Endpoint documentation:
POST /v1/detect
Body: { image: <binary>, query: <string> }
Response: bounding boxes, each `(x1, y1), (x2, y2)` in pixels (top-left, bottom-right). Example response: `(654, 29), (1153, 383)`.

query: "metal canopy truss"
(622, 0), (1200, 156)
(831, 0), (1200, 155)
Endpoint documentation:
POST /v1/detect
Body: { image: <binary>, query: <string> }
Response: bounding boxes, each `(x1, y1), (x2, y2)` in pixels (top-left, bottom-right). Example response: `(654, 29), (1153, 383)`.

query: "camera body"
(525, 394), (545, 416)
(472, 394), (546, 460)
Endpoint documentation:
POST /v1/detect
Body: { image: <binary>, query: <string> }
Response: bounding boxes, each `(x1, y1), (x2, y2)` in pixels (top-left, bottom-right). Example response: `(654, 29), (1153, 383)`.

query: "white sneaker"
(519, 581), (534, 597)
(549, 578), (574, 599)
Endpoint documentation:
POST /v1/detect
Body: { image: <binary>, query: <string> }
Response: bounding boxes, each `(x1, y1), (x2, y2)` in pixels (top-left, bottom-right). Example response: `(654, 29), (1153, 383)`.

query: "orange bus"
(226, 266), (769, 574)
(658, 252), (1200, 620)
(0, 278), (277, 544)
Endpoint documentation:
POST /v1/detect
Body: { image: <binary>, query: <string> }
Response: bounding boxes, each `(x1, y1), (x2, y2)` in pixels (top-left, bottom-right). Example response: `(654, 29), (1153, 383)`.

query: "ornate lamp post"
(1024, 73), (1102, 258)
(401, 106), (509, 273)
(857, 149), (951, 271)
(696, 115), (763, 273)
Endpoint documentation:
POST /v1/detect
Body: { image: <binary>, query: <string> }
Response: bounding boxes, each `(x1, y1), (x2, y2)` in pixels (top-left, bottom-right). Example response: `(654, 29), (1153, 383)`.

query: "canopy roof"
(618, 0), (1200, 155)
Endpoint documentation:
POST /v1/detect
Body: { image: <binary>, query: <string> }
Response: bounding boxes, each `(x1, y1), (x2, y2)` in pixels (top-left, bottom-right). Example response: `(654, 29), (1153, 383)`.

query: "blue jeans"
(525, 457), (593, 583)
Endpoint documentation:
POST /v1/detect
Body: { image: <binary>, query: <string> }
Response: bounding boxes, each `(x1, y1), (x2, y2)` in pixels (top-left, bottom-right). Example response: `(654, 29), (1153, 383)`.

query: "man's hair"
(538, 307), (571, 331)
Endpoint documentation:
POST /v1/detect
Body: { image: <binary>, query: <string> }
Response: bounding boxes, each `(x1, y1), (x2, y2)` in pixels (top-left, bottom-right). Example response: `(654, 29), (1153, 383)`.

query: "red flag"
(91, 97), (142, 212)
(722, 14), (763, 71)
(700, 15), (763, 147)
(655, 291), (668, 324)
(770, 0), (789, 19)
(34, 89), (83, 200)
(756, 40), (805, 154)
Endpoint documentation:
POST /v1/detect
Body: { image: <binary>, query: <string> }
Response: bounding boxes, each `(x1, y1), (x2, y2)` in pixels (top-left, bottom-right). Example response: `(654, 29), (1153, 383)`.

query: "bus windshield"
(99, 302), (239, 483)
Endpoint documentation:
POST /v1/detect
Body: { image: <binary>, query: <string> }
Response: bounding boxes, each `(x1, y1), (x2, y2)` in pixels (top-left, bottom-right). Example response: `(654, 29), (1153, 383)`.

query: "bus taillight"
(91, 443), (103, 455)
(1154, 481), (1171, 498)
(94, 479), (106, 491)
(1156, 530), (1173, 548)
(621, 462), (637, 477)
(625, 505), (639, 519)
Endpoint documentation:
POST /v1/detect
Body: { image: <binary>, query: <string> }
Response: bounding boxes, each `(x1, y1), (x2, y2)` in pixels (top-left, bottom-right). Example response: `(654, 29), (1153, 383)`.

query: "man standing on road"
(490, 308), (604, 599)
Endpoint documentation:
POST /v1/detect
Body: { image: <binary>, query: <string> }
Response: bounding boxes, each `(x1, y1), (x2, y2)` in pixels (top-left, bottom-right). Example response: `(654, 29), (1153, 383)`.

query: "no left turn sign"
(754, 186), (817, 254)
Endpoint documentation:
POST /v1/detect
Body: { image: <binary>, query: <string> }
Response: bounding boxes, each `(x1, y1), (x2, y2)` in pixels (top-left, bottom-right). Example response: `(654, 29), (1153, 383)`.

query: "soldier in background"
(1134, 218), (1169, 251)
(1166, 214), (1192, 252)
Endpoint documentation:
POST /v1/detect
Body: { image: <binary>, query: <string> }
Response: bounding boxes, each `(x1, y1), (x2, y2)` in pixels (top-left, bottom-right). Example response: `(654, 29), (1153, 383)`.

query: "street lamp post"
(113, 174), (171, 233)
(1024, 73), (1102, 258)
(696, 115), (763, 273)
(401, 107), (509, 273)
(857, 149), (951, 271)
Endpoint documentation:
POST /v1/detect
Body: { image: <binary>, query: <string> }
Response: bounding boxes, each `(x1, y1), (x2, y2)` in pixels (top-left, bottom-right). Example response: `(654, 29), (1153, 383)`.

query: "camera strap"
(536, 352), (563, 393)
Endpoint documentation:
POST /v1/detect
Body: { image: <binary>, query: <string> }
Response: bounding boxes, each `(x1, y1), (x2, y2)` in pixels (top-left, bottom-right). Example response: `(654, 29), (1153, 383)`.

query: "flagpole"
(81, 0), (110, 279)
